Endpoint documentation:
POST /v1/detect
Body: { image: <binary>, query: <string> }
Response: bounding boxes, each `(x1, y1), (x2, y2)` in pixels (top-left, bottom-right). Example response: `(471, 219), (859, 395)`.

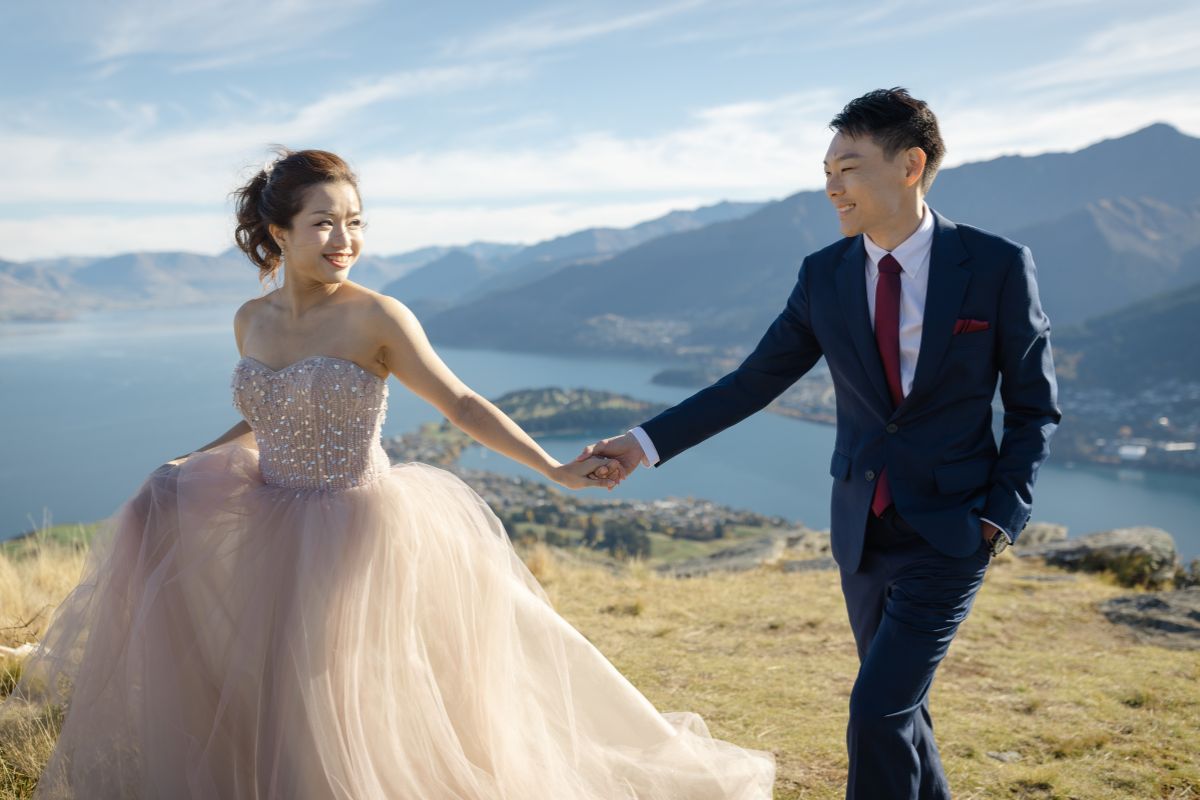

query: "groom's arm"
(982, 246), (1062, 542)
(636, 259), (824, 466)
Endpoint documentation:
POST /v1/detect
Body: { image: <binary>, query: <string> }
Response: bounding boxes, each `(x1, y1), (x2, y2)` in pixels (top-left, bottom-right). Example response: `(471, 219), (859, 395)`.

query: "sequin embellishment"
(232, 356), (391, 490)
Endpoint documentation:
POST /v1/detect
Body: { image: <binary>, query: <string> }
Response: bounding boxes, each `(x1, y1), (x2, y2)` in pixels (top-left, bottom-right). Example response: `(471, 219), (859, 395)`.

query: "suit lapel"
(835, 236), (894, 412)
(898, 210), (972, 414)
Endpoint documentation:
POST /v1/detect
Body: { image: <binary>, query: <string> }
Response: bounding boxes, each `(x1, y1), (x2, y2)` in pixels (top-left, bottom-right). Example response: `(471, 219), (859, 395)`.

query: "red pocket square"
(953, 318), (990, 335)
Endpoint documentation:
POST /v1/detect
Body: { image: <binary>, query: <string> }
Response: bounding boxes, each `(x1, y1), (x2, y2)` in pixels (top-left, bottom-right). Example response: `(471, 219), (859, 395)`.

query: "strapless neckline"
(232, 353), (390, 490)
(238, 354), (386, 383)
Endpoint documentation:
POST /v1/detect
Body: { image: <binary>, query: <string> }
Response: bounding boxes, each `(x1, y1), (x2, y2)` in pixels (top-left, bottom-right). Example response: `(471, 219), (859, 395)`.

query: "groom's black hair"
(830, 88), (945, 192)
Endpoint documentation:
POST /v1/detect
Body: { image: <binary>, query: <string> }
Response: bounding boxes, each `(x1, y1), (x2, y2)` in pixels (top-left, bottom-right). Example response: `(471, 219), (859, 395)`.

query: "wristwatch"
(986, 528), (1012, 558)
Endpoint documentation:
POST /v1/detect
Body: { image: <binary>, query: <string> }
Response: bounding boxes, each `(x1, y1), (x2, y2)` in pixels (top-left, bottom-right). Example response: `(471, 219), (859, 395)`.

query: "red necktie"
(871, 253), (904, 517)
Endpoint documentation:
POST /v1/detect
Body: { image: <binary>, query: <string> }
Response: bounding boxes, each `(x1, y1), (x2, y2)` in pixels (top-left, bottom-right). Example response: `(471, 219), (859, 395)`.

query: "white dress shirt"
(628, 205), (1008, 540)
(863, 202), (934, 398)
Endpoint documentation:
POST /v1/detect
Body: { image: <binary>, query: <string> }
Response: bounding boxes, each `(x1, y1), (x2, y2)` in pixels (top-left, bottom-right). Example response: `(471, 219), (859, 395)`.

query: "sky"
(3, 0), (1199, 261)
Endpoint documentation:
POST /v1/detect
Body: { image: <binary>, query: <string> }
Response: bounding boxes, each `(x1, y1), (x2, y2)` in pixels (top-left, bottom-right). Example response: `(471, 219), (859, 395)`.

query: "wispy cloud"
(288, 62), (532, 130)
(0, 198), (719, 261)
(7, 1), (1200, 261)
(1, 61), (529, 208)
(444, 1), (708, 57)
(7, 79), (1200, 260)
(1013, 7), (1200, 90)
(865, 0), (1099, 39)
(356, 90), (837, 202)
(0, 87), (836, 258)
(659, 0), (1096, 50)
(90, 0), (377, 69)
(940, 91), (1200, 165)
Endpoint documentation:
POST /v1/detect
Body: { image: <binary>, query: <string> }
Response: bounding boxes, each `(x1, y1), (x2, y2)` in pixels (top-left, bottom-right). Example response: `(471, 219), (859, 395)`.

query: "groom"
(581, 88), (1061, 799)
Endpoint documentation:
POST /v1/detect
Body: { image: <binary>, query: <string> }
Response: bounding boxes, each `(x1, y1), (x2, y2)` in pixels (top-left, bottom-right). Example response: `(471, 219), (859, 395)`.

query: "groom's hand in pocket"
(575, 433), (646, 486)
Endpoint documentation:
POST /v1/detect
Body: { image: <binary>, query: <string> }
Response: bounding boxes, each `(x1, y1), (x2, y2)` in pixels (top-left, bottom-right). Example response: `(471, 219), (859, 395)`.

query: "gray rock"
(1014, 573), (1078, 583)
(780, 557), (838, 573)
(986, 751), (1023, 763)
(658, 535), (785, 578)
(1101, 587), (1200, 649)
(1016, 526), (1178, 587)
(784, 528), (832, 557)
(1014, 522), (1068, 548)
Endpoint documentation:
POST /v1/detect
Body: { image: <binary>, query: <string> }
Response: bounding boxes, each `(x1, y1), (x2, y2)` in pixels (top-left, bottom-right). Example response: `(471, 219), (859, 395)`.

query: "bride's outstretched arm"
(372, 296), (616, 490)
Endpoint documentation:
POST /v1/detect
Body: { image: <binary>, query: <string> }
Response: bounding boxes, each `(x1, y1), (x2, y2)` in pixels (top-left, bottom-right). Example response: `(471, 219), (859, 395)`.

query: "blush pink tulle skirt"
(6, 444), (775, 799)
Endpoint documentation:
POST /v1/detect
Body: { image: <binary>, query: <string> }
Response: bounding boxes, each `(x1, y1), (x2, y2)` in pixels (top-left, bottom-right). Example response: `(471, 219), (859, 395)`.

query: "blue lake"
(2, 304), (1197, 561)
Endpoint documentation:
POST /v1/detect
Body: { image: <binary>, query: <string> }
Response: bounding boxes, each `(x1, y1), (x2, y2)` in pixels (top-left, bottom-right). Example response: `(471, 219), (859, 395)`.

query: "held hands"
(573, 432), (647, 487)
(549, 456), (620, 491)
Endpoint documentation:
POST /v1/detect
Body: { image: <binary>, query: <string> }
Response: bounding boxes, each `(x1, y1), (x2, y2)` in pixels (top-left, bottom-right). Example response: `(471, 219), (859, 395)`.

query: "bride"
(4, 149), (775, 799)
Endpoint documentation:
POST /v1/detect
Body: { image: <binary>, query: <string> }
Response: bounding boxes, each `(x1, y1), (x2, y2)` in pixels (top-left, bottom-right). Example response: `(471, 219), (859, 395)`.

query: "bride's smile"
(270, 181), (364, 285)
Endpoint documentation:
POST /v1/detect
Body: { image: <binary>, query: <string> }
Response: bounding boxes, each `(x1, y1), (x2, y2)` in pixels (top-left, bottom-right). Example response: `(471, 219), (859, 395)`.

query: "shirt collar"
(863, 203), (935, 278)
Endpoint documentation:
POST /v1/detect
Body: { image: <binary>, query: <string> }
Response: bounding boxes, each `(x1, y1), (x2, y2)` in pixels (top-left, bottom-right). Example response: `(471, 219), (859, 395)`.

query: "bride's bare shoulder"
(233, 294), (274, 350)
(353, 285), (419, 327)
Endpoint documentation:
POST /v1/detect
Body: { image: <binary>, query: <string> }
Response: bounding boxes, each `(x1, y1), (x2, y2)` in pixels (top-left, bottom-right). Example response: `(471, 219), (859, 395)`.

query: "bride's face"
(272, 181), (363, 284)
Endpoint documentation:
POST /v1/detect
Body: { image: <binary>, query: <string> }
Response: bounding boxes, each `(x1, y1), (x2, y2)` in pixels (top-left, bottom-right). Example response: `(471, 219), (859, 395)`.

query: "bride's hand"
(157, 453), (192, 472)
(549, 457), (620, 491)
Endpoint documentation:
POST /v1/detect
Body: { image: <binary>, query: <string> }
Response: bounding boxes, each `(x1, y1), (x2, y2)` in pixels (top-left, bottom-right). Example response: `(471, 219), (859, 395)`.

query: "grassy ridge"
(3, 536), (1198, 799)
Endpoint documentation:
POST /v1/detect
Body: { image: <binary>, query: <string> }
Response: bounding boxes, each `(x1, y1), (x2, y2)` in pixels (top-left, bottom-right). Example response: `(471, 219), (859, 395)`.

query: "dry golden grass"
(1, 531), (88, 800)
(531, 544), (1199, 800)
(3, 539), (1198, 799)
(0, 534), (87, 650)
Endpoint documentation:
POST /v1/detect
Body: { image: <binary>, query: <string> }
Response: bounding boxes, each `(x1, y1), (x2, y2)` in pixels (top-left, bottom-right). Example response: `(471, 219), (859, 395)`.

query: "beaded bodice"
(232, 356), (391, 490)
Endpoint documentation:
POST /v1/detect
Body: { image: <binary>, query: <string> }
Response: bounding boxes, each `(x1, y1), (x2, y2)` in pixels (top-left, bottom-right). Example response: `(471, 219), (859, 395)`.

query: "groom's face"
(823, 132), (912, 239)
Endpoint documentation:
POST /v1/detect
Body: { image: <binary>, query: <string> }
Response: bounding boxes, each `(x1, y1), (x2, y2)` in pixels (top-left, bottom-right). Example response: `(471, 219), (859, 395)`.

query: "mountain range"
(3, 124), (1196, 397)
(0, 202), (760, 322)
(424, 124), (1200, 361)
(0, 250), (422, 321)
(377, 200), (763, 316)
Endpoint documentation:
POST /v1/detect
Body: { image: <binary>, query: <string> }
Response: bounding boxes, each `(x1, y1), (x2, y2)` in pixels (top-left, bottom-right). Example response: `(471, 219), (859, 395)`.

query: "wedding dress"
(7, 355), (775, 799)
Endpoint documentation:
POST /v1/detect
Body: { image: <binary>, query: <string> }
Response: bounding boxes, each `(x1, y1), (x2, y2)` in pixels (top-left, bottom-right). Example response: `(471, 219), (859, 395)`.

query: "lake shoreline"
(3, 305), (1199, 561)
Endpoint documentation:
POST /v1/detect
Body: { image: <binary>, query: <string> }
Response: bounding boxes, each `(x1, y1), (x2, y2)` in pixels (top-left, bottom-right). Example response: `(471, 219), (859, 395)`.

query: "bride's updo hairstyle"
(233, 147), (360, 278)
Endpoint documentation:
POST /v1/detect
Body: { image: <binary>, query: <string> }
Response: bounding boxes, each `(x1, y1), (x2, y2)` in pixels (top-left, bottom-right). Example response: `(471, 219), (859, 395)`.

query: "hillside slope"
(2, 537), (1196, 799)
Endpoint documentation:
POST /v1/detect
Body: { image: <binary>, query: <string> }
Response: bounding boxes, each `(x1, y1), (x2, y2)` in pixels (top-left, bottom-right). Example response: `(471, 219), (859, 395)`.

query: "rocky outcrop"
(658, 528), (832, 578)
(659, 535), (785, 578)
(1014, 522), (1068, 548)
(783, 529), (832, 558)
(780, 558), (838, 573)
(1016, 527), (1178, 587)
(1101, 588), (1200, 649)
(776, 530), (837, 573)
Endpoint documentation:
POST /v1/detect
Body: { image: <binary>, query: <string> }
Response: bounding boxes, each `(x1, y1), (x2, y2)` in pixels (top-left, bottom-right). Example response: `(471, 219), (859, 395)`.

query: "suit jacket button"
(886, 424), (898, 434)
(865, 470), (876, 481)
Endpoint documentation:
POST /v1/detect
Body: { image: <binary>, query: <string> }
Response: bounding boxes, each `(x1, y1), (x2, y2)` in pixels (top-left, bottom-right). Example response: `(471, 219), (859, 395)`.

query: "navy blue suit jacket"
(640, 210), (1062, 573)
